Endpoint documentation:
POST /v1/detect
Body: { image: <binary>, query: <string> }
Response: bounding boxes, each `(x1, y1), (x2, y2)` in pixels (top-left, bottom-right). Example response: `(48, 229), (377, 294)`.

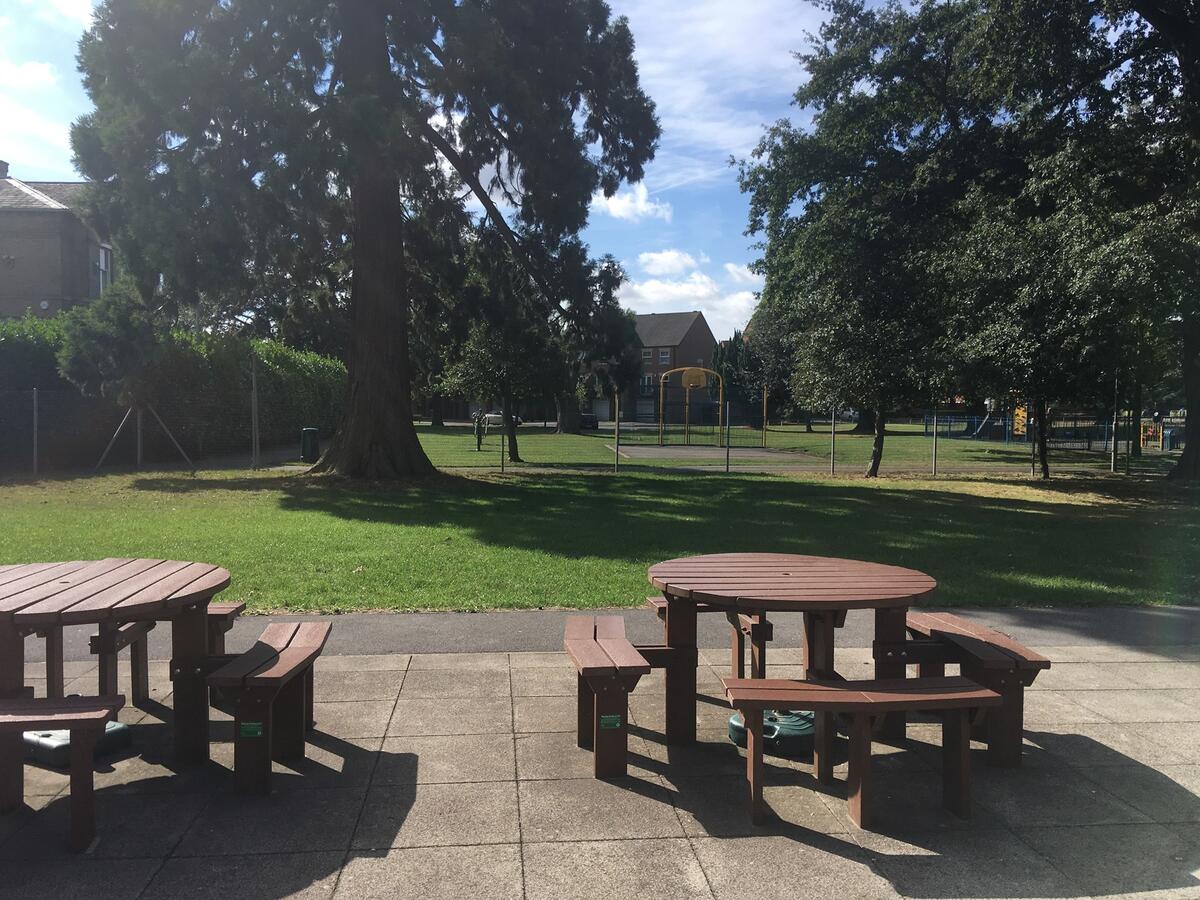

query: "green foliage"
(0, 315), (66, 391)
(57, 278), (171, 406)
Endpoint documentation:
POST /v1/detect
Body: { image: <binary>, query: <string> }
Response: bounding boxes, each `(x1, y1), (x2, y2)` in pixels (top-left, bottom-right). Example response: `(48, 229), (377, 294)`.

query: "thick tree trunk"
(1035, 396), (1050, 480)
(865, 409), (886, 477)
(429, 392), (445, 429)
(851, 408), (876, 435)
(502, 392), (522, 462)
(1169, 306), (1200, 481)
(312, 0), (433, 479)
(555, 391), (581, 434)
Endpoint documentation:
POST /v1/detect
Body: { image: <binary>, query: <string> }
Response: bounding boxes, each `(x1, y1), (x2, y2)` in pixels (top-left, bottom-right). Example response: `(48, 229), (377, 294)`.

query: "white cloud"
(723, 262), (763, 286)
(591, 183), (673, 223)
(0, 58), (58, 88)
(0, 94), (73, 168)
(18, 0), (95, 29)
(638, 249), (698, 276)
(620, 271), (758, 340)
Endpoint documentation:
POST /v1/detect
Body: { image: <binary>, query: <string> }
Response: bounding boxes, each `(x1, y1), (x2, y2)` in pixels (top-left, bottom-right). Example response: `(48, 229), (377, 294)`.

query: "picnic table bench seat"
(208, 621), (331, 793)
(0, 695), (125, 851)
(902, 611), (1050, 767)
(647, 596), (773, 679)
(565, 615), (650, 778)
(723, 676), (1001, 828)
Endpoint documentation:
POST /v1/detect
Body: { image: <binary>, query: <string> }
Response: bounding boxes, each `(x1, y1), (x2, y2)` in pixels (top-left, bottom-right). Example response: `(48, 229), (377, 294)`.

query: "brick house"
(630, 310), (717, 420)
(0, 161), (113, 319)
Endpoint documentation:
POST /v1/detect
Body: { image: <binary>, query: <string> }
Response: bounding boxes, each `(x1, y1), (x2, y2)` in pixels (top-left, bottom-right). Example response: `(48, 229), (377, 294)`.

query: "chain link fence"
(0, 389), (1184, 478)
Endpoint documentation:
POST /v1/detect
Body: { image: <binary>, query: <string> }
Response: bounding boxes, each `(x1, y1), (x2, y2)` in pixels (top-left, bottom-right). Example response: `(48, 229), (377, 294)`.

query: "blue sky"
(0, 0), (825, 339)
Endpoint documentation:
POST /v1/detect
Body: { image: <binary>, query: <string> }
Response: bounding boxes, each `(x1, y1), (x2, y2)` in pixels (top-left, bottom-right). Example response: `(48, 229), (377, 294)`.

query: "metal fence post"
(250, 356), (261, 469)
(614, 393), (620, 473)
(725, 401), (731, 474)
(31, 388), (38, 478)
(830, 405), (837, 476)
(931, 407), (938, 477)
(500, 427), (505, 473)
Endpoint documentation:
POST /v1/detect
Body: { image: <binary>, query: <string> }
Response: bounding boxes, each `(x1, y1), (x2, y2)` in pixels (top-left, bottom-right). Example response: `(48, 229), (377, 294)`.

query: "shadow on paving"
(128, 470), (1200, 614)
(632, 705), (1200, 898)
(0, 721), (415, 900)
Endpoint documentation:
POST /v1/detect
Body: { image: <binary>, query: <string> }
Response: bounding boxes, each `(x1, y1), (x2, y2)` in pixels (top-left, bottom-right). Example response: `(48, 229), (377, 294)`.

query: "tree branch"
(421, 120), (568, 315)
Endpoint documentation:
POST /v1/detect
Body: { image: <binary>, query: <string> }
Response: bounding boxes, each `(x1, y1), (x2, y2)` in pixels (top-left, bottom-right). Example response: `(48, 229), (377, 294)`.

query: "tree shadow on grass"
(129, 469), (1200, 612)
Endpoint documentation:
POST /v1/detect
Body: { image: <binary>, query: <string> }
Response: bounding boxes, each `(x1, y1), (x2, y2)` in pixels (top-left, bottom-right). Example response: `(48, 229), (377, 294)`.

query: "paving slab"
(399, 667), (511, 699)
(389, 696), (512, 735)
(175, 788), (363, 856)
(665, 772), (849, 838)
(313, 669), (406, 701)
(377, 733), (516, 784)
(142, 851), (344, 900)
(691, 834), (900, 900)
(1017, 822), (1200, 897)
(518, 776), (685, 842)
(523, 838), (714, 900)
(0, 857), (162, 900)
(337, 845), (524, 900)
(352, 781), (520, 849)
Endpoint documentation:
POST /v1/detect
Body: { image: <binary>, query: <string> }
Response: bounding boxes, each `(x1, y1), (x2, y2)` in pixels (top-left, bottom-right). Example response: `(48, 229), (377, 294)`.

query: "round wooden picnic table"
(647, 553), (936, 773)
(0, 558), (231, 809)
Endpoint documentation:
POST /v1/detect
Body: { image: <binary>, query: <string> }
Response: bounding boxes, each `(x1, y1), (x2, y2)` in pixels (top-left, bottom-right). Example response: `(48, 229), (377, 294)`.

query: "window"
(97, 245), (113, 293)
(639, 374), (654, 396)
(641, 348), (652, 360)
(658, 348), (671, 365)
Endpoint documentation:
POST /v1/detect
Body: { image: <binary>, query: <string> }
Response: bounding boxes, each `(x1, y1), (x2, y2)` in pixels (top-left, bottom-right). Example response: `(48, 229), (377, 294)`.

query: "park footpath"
(6, 605), (1200, 900)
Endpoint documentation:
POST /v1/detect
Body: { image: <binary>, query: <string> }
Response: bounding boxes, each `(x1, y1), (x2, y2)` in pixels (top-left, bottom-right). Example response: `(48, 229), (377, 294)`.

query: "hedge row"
(0, 316), (346, 472)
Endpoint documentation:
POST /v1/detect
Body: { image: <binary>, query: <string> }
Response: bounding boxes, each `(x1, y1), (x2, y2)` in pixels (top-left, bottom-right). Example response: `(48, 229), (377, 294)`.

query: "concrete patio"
(4, 614), (1199, 899)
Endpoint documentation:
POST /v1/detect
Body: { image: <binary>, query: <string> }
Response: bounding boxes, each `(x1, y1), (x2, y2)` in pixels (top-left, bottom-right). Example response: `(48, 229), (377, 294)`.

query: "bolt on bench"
(565, 616), (650, 778)
(724, 676), (1001, 828)
(898, 611), (1050, 767)
(0, 695), (124, 851)
(208, 621), (331, 793)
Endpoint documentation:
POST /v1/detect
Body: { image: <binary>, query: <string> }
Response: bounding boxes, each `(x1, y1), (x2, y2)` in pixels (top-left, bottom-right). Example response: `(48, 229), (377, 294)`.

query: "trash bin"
(300, 427), (320, 463)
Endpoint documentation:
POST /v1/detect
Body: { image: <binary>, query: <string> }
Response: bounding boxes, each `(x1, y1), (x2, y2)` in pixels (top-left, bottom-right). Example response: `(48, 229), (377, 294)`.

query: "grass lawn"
(0, 467), (1194, 613)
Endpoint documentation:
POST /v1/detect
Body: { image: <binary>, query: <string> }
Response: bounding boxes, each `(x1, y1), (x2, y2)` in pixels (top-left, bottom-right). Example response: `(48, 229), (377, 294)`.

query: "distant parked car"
(579, 413), (599, 430)
(483, 412), (522, 427)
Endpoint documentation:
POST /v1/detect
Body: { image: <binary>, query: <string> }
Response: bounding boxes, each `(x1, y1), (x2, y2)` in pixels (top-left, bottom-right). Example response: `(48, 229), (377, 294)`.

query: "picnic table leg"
(576, 674), (594, 750)
(0, 622), (24, 813)
(745, 706), (765, 824)
(592, 683), (629, 778)
(874, 607), (907, 741)
(987, 683), (1025, 768)
(170, 602), (211, 764)
(663, 594), (697, 746)
(44, 627), (65, 700)
(804, 610), (837, 784)
(97, 622), (119, 697)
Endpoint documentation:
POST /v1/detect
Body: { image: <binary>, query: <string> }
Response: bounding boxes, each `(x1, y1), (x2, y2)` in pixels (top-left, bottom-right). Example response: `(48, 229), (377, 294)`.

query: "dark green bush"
(0, 315), (345, 473)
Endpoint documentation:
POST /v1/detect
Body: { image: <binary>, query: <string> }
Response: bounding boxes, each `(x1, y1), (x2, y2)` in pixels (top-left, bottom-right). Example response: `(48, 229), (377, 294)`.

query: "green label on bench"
(240, 722), (264, 738)
(599, 714), (622, 730)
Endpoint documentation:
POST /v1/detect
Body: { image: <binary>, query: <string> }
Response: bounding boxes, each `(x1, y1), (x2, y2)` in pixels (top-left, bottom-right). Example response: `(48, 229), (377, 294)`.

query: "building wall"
(0, 210), (104, 318)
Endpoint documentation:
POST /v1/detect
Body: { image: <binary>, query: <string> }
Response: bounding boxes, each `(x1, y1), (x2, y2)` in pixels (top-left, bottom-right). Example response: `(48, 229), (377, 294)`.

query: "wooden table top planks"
(649, 552), (937, 611)
(0, 559), (231, 628)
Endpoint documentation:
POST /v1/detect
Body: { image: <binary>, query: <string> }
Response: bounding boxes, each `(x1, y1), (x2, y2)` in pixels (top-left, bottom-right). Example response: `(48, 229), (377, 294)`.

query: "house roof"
(634, 311), (705, 348)
(0, 176), (86, 211)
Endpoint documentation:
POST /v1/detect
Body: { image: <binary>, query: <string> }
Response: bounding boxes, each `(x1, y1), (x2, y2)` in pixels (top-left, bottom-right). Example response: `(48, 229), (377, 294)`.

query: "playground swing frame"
(657, 367), (724, 447)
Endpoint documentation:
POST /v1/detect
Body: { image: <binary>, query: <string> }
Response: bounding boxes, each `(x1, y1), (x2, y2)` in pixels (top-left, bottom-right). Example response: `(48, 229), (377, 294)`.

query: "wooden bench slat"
(246, 645), (323, 686)
(596, 639), (651, 674)
(207, 623), (302, 688)
(565, 639), (616, 676)
(0, 695), (124, 732)
(287, 621), (332, 651)
(723, 676), (1002, 713)
(564, 616), (595, 642)
(593, 616), (626, 641)
(909, 611), (1050, 669)
(208, 601), (246, 618)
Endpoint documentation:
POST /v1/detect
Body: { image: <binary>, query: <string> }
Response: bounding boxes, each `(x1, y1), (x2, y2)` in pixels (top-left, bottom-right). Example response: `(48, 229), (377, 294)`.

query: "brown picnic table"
(0, 558), (231, 809)
(648, 552), (937, 776)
